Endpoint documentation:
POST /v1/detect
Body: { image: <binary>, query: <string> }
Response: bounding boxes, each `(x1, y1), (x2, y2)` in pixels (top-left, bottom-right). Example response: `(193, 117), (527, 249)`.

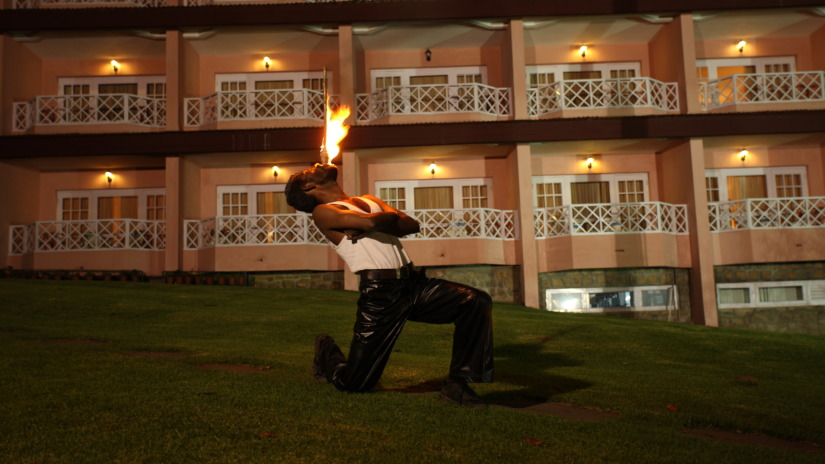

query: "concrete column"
(513, 144), (539, 308)
(660, 139), (718, 326)
(165, 30), (183, 131)
(164, 156), (181, 272)
(342, 150), (359, 292)
(506, 19), (528, 120)
(337, 25), (356, 113)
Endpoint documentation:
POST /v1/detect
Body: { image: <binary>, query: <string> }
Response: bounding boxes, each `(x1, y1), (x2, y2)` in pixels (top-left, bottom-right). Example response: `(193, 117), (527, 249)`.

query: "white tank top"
(327, 197), (412, 273)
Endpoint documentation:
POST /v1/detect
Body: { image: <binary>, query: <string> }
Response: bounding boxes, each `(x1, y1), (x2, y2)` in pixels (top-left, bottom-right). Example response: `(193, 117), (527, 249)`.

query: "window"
(216, 185), (292, 216)
(533, 174), (648, 207)
(705, 167), (807, 203)
(371, 66), (487, 91)
(57, 189), (164, 221)
(696, 57), (795, 81)
(716, 280), (825, 308)
(58, 76), (165, 98)
(375, 178), (493, 211)
(546, 285), (678, 313)
(527, 62), (641, 87)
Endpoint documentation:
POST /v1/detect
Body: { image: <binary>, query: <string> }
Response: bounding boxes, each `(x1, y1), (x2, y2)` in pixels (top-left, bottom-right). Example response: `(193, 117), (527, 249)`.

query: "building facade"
(1, 0), (824, 333)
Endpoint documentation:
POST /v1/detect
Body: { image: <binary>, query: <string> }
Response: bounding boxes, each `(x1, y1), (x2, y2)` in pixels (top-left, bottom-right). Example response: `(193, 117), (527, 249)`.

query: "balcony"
(9, 219), (166, 254)
(184, 214), (324, 249)
(528, 77), (679, 118)
(709, 197), (825, 231)
(184, 89), (335, 129)
(699, 71), (825, 112)
(533, 202), (690, 272)
(11, 0), (163, 7)
(13, 94), (166, 133)
(355, 83), (511, 123)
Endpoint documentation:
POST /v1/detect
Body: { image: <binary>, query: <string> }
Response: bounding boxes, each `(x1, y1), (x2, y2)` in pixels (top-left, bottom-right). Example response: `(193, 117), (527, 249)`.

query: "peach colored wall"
(3, 37), (42, 133)
(695, 36), (812, 70)
(712, 229), (825, 265)
(536, 234), (691, 272)
(703, 145), (824, 196)
(212, 244), (341, 272)
(182, 40), (201, 98)
(362, 47), (504, 90)
(649, 17), (685, 83)
(38, 169), (166, 219)
(526, 43), (651, 76)
(32, 250), (164, 274)
(181, 156), (201, 219)
(404, 239), (517, 267)
(0, 163), (40, 267)
(530, 152), (661, 202)
(365, 157), (513, 209)
(811, 24), (825, 70)
(199, 164), (304, 217)
(197, 52), (339, 95)
(41, 59), (166, 94)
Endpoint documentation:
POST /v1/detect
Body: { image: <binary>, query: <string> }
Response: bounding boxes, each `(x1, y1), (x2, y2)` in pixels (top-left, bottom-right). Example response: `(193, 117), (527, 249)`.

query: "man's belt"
(358, 265), (412, 280)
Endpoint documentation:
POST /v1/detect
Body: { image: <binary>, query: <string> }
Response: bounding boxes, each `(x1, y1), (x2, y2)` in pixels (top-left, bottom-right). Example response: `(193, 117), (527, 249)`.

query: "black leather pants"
(318, 267), (493, 392)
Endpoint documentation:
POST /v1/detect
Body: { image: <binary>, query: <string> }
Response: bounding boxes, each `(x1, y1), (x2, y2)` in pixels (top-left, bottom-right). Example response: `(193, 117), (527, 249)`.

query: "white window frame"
(216, 184), (287, 216)
(696, 57), (796, 80)
(215, 71), (329, 92)
(716, 280), (825, 309)
(705, 166), (808, 202)
(58, 76), (166, 97)
(532, 173), (649, 206)
(374, 178), (493, 211)
(526, 62), (642, 86)
(57, 188), (165, 220)
(370, 66), (487, 90)
(546, 285), (679, 313)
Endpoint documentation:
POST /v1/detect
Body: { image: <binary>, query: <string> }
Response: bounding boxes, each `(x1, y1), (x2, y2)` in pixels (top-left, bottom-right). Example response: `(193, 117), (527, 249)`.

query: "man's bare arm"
(312, 204), (402, 244)
(361, 194), (420, 237)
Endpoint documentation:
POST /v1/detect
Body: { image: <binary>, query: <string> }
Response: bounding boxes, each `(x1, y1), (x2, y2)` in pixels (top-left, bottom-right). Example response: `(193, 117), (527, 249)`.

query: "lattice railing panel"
(355, 83), (511, 122)
(528, 77), (679, 117)
(185, 90), (338, 126)
(709, 197), (825, 232)
(9, 224), (35, 255)
(10, 220), (166, 252)
(29, 94), (165, 127)
(534, 202), (688, 238)
(185, 215), (324, 249)
(12, 102), (32, 132)
(700, 71), (825, 111)
(404, 209), (516, 240)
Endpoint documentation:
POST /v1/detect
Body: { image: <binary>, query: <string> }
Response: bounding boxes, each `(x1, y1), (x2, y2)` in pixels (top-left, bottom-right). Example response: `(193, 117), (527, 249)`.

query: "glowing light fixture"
(586, 157), (595, 170)
(579, 45), (588, 58)
(110, 60), (119, 75)
(425, 48), (432, 62)
(263, 56), (271, 70)
(737, 40), (747, 53)
(739, 149), (748, 163)
(105, 171), (114, 185)
(271, 165), (280, 178)
(428, 162), (437, 176)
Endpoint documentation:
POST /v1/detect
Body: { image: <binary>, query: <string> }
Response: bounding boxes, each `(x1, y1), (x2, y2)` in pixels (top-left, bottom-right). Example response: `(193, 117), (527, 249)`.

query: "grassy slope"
(0, 279), (822, 464)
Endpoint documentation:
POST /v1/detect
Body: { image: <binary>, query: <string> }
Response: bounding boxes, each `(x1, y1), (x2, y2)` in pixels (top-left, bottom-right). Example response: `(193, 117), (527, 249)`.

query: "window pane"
(642, 289), (672, 307)
(550, 293), (584, 312)
(727, 175), (767, 200)
(570, 181), (610, 204)
(589, 291), (633, 308)
(414, 186), (453, 209)
(719, 288), (750, 304)
(706, 177), (720, 202)
(256, 192), (293, 214)
(759, 286), (803, 303)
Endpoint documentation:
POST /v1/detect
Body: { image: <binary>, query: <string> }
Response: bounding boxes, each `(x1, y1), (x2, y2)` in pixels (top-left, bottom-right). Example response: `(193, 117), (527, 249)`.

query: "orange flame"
(322, 97), (351, 165)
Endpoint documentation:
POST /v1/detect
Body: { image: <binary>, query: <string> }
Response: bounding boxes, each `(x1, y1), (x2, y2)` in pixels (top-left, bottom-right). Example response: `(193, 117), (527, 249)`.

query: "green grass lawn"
(0, 279), (822, 463)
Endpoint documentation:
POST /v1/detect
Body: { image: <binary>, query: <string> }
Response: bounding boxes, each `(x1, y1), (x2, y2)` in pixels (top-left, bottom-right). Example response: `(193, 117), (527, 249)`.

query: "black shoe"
(312, 334), (333, 383)
(439, 380), (486, 408)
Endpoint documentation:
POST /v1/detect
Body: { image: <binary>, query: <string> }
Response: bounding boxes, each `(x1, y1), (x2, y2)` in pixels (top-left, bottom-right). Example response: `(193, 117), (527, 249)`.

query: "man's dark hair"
(285, 171), (320, 213)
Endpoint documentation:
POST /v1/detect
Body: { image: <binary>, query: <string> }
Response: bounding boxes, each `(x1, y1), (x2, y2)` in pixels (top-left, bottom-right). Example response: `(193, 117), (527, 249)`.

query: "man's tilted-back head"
(285, 164), (339, 213)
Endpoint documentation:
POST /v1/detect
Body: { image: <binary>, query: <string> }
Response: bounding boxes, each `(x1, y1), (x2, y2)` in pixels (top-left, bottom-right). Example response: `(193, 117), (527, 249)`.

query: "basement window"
(546, 285), (678, 313)
(716, 280), (825, 308)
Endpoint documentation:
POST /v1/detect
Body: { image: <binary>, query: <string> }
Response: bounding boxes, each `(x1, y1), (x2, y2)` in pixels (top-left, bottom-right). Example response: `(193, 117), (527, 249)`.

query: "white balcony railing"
(184, 89), (338, 127)
(404, 209), (517, 240)
(184, 209), (516, 250)
(709, 197), (825, 232)
(8, 220), (166, 255)
(699, 71), (825, 111)
(13, 0), (163, 7)
(534, 202), (688, 238)
(13, 95), (166, 132)
(527, 77), (679, 117)
(355, 83), (511, 122)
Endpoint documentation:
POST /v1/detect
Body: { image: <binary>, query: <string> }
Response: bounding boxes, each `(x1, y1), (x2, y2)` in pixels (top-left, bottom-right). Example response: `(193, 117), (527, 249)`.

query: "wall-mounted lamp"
(586, 157), (595, 170)
(428, 162), (437, 176)
(110, 60), (119, 75)
(739, 149), (748, 164)
(263, 56), (271, 70)
(579, 45), (588, 58)
(737, 40), (747, 54)
(105, 171), (114, 185)
(271, 165), (281, 178)
(425, 48), (432, 62)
